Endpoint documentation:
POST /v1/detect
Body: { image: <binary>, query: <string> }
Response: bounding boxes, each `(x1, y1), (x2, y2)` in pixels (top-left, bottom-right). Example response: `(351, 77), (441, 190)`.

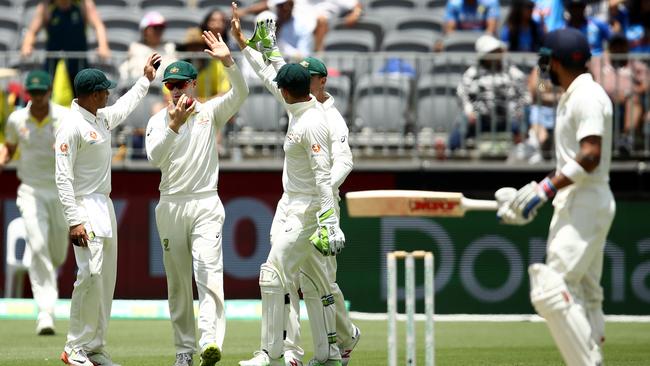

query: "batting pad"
(259, 263), (288, 359)
(529, 264), (602, 366)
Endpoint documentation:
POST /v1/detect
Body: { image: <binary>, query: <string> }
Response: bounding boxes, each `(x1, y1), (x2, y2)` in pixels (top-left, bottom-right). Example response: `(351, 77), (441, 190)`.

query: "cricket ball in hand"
(153, 60), (161, 70)
(185, 97), (194, 108)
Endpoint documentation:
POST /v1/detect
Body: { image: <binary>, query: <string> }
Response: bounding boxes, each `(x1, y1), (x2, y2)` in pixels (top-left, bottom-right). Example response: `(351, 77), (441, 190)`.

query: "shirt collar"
(559, 73), (593, 105)
(71, 99), (99, 125)
(286, 96), (317, 117)
(26, 101), (53, 127)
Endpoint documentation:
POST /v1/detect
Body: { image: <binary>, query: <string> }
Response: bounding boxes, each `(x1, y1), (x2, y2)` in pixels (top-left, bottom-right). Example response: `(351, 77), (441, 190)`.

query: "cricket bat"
(346, 190), (498, 218)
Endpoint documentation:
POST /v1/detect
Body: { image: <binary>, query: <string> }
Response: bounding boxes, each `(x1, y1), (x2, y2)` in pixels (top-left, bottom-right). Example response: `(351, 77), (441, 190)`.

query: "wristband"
(560, 159), (588, 185)
(539, 177), (557, 199)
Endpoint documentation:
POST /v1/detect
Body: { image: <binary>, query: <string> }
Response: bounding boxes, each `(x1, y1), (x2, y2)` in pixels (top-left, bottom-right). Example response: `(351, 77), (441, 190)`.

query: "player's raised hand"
(230, 2), (248, 50)
(144, 52), (162, 81)
(202, 30), (234, 67)
(167, 94), (196, 133)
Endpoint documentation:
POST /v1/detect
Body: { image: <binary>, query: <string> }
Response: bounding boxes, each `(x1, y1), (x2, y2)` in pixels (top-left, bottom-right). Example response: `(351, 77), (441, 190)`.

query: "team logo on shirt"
(89, 131), (97, 139)
(163, 239), (170, 251)
(340, 135), (347, 143)
(196, 117), (209, 126)
(60, 143), (68, 153)
(311, 144), (321, 153)
(19, 127), (29, 138)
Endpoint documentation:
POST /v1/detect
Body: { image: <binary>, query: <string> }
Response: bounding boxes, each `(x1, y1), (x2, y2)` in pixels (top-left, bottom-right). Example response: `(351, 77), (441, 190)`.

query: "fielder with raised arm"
(0, 71), (69, 336)
(145, 31), (248, 366)
(232, 18), (344, 366)
(496, 28), (614, 366)
(231, 6), (359, 365)
(56, 53), (161, 366)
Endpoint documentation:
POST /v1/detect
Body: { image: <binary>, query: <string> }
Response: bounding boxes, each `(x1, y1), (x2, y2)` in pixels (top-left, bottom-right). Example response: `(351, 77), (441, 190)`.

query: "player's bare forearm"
(231, 2), (249, 50)
(550, 135), (601, 189)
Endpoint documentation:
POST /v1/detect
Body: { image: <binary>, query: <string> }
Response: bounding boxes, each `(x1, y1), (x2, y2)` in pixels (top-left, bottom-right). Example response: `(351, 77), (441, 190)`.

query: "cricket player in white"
(0, 70), (69, 336)
(496, 28), (614, 366)
(55, 54), (160, 366)
(232, 45), (343, 366)
(231, 8), (360, 365)
(145, 31), (248, 366)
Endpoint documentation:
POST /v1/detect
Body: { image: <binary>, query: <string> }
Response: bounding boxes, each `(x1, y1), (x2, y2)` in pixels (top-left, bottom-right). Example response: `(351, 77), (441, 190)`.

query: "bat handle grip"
(462, 198), (498, 211)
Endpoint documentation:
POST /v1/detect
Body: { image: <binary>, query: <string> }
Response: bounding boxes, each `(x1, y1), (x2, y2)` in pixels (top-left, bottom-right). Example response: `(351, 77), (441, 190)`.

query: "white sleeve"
(145, 116), (177, 168)
(575, 95), (607, 140)
(4, 112), (18, 145)
(242, 47), (286, 104)
(202, 62), (249, 129)
(100, 76), (150, 130)
(330, 114), (353, 190)
(55, 125), (82, 226)
(302, 112), (335, 212)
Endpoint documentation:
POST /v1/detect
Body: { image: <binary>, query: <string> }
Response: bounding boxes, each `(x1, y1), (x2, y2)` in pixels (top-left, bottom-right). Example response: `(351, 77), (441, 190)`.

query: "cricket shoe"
(60, 349), (94, 366)
(284, 353), (303, 366)
(200, 343), (221, 366)
(340, 326), (361, 366)
(36, 312), (55, 335)
(239, 350), (284, 366)
(174, 353), (193, 366)
(306, 359), (342, 366)
(88, 350), (121, 366)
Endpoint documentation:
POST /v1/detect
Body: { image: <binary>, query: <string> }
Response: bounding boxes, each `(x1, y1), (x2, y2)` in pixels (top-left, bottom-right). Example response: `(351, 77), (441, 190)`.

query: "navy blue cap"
(541, 28), (591, 68)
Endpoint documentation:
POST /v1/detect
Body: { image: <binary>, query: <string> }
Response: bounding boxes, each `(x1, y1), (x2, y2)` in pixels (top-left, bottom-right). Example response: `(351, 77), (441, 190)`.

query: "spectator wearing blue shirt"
(265, 0), (315, 60)
(501, 0), (544, 52)
(444, 0), (500, 35)
(626, 0), (650, 53)
(565, 0), (610, 56)
(532, 0), (565, 32)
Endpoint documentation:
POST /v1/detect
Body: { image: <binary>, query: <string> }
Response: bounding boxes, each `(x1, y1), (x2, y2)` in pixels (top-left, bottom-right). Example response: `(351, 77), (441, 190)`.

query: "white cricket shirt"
(242, 47), (352, 198)
(145, 63), (248, 197)
(283, 98), (335, 211)
(554, 73), (612, 186)
(55, 76), (150, 226)
(4, 102), (69, 189)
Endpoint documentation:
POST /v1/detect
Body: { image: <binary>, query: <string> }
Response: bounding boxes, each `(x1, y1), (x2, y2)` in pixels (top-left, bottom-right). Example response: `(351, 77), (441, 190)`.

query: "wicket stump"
(387, 250), (435, 366)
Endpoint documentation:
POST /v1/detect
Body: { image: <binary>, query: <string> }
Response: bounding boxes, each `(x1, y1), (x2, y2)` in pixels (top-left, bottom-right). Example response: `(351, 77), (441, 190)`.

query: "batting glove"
(495, 187), (531, 225)
(512, 177), (557, 220)
(310, 208), (345, 256)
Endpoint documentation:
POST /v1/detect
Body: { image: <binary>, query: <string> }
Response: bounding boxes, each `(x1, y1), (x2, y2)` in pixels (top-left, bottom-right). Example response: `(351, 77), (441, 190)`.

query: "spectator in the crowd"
(237, 0), (360, 52)
(444, 0), (500, 35)
(500, 0), (544, 52)
(626, 0), (650, 53)
(449, 35), (529, 151)
(119, 11), (177, 85)
(253, 0), (315, 60)
(591, 33), (649, 155)
(606, 0), (629, 34)
(532, 0), (565, 32)
(201, 8), (237, 49)
(21, 0), (110, 98)
(565, 0), (611, 56)
(526, 65), (562, 162)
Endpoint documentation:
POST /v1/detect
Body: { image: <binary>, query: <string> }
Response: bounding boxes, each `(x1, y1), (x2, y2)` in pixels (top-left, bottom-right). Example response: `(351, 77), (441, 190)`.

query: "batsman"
(496, 28), (615, 366)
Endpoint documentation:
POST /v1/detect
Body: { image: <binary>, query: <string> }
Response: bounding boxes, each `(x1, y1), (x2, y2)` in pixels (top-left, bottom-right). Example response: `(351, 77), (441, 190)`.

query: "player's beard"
(549, 68), (560, 86)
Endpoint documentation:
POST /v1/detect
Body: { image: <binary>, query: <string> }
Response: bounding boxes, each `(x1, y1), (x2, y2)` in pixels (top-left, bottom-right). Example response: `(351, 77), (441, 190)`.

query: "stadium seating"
(353, 73), (411, 133)
(394, 13), (445, 33)
(333, 15), (384, 51)
(416, 74), (459, 133)
(324, 30), (376, 52)
(323, 74), (352, 117)
(381, 30), (438, 52)
(442, 31), (482, 52)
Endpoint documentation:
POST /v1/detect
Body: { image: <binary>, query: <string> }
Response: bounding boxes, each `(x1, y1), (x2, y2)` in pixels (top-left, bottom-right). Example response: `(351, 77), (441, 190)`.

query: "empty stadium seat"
(0, 7), (20, 32)
(394, 13), (444, 33)
(333, 15), (384, 50)
(236, 79), (285, 132)
(362, 7), (414, 31)
(381, 30), (438, 53)
(354, 73), (411, 133)
(367, 0), (416, 9)
(442, 31), (482, 52)
(0, 28), (18, 51)
(101, 11), (142, 32)
(416, 74), (460, 132)
(156, 8), (202, 29)
(324, 30), (376, 52)
(198, 0), (245, 8)
(138, 0), (184, 8)
(95, 0), (129, 7)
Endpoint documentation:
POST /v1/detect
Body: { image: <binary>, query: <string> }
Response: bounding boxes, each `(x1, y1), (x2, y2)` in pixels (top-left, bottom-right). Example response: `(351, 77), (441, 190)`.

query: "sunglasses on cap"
(165, 80), (190, 91)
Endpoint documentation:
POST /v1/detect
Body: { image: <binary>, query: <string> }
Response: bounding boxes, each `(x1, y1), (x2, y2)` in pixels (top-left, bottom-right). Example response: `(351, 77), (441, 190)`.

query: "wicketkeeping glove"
(310, 208), (345, 256)
(512, 177), (557, 220)
(257, 18), (282, 63)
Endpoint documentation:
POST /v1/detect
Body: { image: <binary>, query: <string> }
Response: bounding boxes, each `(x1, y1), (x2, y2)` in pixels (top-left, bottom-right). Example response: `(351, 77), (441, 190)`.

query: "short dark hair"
(282, 83), (310, 99)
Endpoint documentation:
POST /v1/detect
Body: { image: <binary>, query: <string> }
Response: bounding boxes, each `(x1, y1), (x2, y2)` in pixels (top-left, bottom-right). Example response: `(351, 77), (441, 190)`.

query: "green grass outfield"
(1, 319), (649, 365)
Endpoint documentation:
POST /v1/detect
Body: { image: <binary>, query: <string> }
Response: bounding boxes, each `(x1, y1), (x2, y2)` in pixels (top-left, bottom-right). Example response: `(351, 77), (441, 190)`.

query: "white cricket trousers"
(155, 191), (226, 355)
(546, 184), (616, 345)
(65, 197), (117, 354)
(16, 184), (69, 319)
(267, 193), (340, 361)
